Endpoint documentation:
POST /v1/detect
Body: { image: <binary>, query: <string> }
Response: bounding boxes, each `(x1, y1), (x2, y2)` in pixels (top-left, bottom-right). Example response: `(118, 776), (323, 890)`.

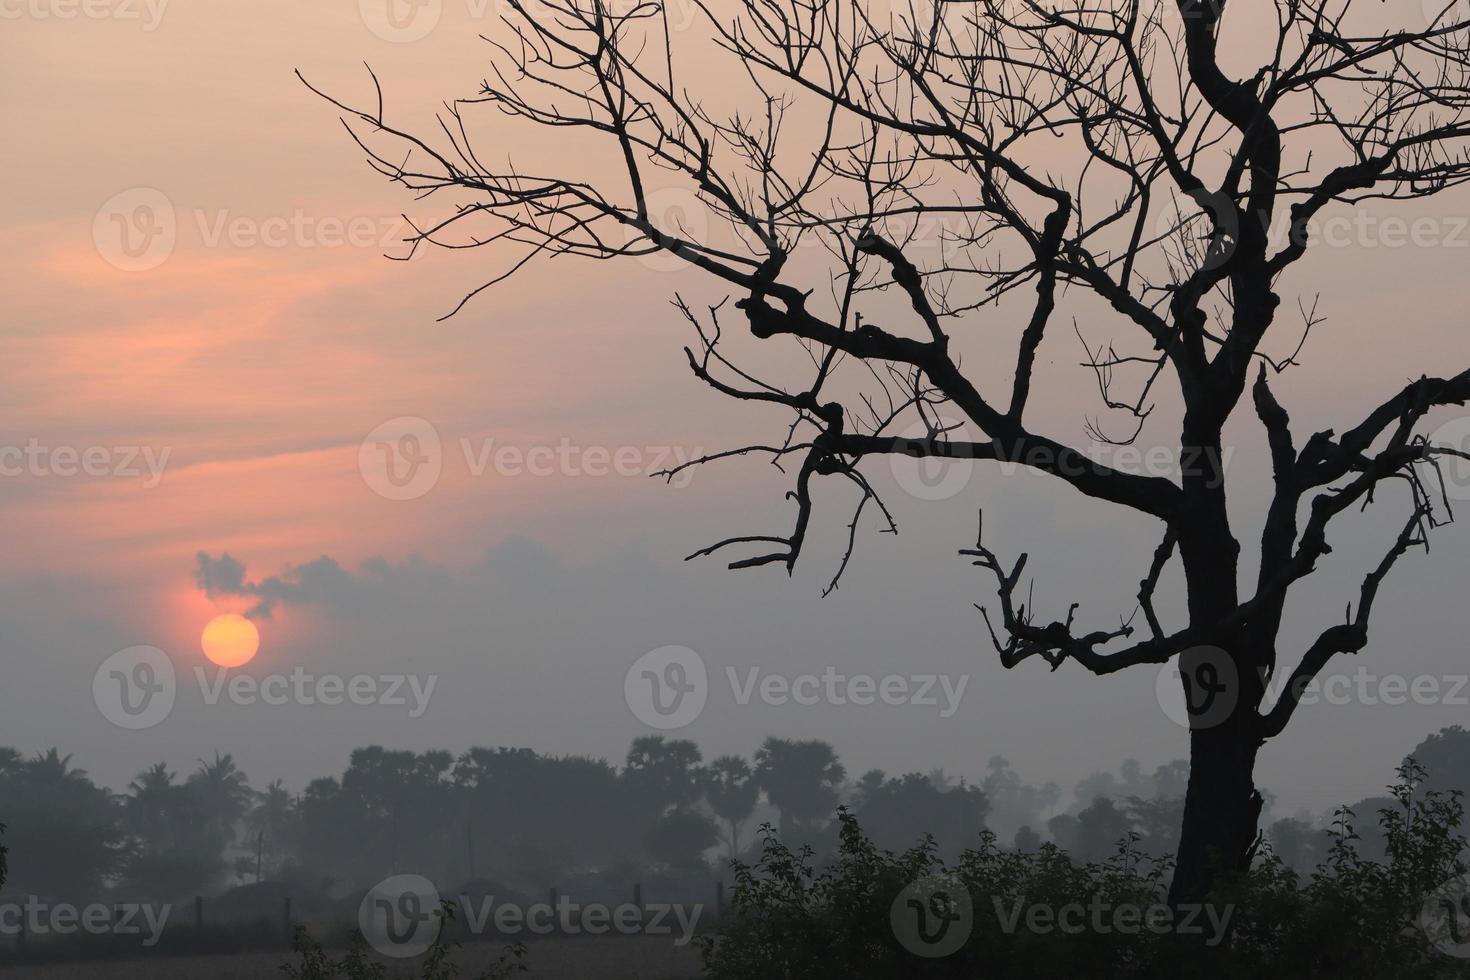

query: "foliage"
(853, 772), (988, 860)
(0, 749), (124, 896)
(707, 755), (759, 859)
(754, 739), (846, 843)
(280, 904), (526, 980)
(701, 763), (1470, 979)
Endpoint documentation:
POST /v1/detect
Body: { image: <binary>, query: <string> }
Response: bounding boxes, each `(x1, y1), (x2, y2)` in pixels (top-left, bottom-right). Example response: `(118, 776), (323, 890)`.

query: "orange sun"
(201, 613), (260, 668)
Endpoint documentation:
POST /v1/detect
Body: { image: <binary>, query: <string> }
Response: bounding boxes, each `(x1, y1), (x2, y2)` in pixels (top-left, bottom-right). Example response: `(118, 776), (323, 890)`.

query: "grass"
(0, 935), (703, 980)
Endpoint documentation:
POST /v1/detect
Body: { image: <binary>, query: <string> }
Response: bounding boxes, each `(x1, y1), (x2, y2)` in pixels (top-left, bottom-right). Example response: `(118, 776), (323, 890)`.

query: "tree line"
(5, 727), (1469, 904)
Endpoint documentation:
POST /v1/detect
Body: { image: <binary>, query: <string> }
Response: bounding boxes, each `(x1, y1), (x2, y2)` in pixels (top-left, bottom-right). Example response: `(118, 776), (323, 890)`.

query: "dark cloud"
(194, 551), (352, 619)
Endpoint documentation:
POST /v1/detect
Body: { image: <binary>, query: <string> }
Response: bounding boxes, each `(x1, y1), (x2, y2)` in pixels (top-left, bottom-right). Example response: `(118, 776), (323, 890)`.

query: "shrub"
(700, 762), (1470, 979)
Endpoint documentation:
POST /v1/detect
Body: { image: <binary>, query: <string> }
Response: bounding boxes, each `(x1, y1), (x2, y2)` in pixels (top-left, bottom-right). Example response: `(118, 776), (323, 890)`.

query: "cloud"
(194, 550), (353, 619)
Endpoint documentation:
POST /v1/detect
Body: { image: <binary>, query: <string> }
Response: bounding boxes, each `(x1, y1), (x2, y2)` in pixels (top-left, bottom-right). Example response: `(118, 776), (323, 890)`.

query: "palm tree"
(705, 755), (758, 860)
(26, 748), (87, 787)
(188, 752), (252, 852)
(245, 779), (296, 880)
(123, 761), (225, 900)
(10, 751), (121, 896)
(624, 735), (707, 814)
(126, 762), (178, 855)
(752, 738), (845, 840)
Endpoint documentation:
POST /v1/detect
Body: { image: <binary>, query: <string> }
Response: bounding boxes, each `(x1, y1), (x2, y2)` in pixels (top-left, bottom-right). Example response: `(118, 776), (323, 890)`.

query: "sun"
(201, 613), (260, 668)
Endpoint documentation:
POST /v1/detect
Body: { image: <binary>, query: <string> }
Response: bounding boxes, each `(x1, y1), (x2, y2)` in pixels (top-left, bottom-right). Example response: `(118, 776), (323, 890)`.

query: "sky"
(4, 0), (1470, 820)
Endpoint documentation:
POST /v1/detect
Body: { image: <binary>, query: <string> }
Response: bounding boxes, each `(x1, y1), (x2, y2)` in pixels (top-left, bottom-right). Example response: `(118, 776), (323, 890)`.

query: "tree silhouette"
(853, 771), (989, 857)
(1266, 815), (1327, 873)
(189, 751), (253, 852)
(1407, 725), (1470, 798)
(706, 754), (759, 860)
(981, 755), (1061, 840)
(121, 760), (233, 899)
(311, 0), (1470, 900)
(245, 779), (298, 881)
(624, 735), (709, 813)
(125, 762), (179, 855)
(1013, 824), (1042, 853)
(753, 737), (846, 841)
(1, 750), (120, 896)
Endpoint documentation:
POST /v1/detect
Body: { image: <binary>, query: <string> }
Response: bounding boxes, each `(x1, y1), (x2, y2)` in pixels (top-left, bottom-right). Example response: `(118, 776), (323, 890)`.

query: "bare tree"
(305, 0), (1470, 902)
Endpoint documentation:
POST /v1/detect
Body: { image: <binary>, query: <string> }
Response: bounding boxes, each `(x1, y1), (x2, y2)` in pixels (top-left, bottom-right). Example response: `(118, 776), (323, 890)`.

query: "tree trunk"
(1169, 716), (1263, 906)
(1169, 486), (1266, 908)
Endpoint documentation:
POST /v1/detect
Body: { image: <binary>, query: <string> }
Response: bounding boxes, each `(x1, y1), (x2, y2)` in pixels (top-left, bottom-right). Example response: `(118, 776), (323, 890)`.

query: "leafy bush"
(700, 762), (1470, 979)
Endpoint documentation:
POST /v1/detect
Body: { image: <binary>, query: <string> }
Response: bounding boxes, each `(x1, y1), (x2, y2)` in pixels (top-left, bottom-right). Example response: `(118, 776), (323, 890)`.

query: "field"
(0, 936), (703, 980)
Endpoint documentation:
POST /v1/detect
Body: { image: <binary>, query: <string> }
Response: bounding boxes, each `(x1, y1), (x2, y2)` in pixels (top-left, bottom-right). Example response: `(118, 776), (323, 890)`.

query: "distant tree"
(294, 777), (360, 887)
(623, 735), (708, 814)
(339, 747), (455, 876)
(245, 779), (298, 881)
(850, 769), (888, 811)
(1012, 825), (1042, 853)
(1150, 760), (1191, 801)
(753, 739), (846, 842)
(706, 755), (759, 860)
(646, 809), (720, 869)
(1047, 813), (1080, 854)
(125, 762), (178, 854)
(1340, 795), (1396, 862)
(1124, 795), (1185, 857)
(452, 746), (643, 882)
(189, 751), (253, 852)
(1073, 797), (1136, 863)
(1267, 815), (1327, 874)
(981, 756), (1060, 840)
(1408, 727), (1470, 799)
(854, 772), (988, 857)
(120, 761), (223, 899)
(1, 749), (122, 897)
